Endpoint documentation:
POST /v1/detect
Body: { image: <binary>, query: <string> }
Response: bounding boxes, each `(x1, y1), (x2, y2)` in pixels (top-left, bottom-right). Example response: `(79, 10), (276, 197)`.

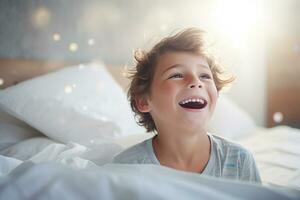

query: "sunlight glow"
(69, 43), (78, 52)
(53, 33), (61, 41)
(64, 85), (73, 94)
(213, 0), (263, 48)
(273, 112), (284, 123)
(160, 24), (168, 32)
(88, 38), (95, 46)
(32, 7), (51, 28)
(78, 64), (85, 69)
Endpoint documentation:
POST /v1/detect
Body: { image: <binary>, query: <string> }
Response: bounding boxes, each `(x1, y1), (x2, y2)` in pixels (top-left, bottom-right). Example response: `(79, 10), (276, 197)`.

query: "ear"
(135, 96), (151, 113)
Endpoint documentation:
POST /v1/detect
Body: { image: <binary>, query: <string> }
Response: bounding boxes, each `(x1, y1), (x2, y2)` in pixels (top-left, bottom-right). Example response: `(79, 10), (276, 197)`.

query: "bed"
(0, 59), (299, 199)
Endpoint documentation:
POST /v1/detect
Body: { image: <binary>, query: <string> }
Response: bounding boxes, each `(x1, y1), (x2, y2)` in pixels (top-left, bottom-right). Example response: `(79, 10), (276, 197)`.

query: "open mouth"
(178, 98), (207, 110)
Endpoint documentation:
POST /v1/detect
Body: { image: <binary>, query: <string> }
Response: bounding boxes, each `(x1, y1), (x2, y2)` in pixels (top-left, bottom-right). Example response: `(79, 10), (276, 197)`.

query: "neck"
(152, 129), (210, 165)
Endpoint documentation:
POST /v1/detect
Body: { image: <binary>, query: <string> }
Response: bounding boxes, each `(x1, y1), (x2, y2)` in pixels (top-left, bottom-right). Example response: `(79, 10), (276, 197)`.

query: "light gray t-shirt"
(113, 133), (261, 184)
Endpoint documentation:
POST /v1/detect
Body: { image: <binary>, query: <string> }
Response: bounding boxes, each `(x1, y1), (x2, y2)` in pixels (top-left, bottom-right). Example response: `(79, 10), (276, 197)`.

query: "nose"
(188, 77), (202, 89)
(189, 83), (202, 88)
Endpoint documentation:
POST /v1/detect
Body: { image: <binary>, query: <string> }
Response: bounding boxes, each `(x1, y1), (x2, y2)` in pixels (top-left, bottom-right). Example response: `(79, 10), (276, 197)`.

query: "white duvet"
(0, 139), (123, 177)
(1, 161), (300, 200)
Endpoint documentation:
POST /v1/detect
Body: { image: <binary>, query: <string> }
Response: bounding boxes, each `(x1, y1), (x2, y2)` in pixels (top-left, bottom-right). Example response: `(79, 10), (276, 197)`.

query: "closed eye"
(168, 73), (183, 79)
(200, 74), (212, 79)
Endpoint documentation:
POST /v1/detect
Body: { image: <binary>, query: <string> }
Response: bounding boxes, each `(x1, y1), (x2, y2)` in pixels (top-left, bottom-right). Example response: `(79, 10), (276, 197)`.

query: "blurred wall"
(0, 0), (215, 64)
(0, 0), (298, 127)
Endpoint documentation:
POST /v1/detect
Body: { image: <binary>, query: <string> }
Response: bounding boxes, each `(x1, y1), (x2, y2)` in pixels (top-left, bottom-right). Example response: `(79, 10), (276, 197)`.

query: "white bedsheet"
(239, 126), (300, 190)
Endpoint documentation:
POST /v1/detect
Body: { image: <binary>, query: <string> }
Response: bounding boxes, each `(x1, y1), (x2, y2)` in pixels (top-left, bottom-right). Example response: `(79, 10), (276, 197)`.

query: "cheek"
(165, 83), (178, 92)
(209, 86), (219, 104)
(158, 82), (178, 95)
(212, 87), (218, 98)
(151, 83), (179, 107)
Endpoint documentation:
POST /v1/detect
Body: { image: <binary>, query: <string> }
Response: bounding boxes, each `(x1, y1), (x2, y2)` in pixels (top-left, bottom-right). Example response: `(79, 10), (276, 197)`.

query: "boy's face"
(137, 51), (218, 133)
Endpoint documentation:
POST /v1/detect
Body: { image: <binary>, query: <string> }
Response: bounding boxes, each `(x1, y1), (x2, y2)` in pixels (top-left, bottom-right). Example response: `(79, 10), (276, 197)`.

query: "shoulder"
(210, 134), (261, 183)
(113, 137), (154, 164)
(210, 134), (253, 162)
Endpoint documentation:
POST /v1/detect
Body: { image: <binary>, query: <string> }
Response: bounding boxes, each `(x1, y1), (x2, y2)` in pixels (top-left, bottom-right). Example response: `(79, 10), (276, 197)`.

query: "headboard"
(0, 59), (130, 90)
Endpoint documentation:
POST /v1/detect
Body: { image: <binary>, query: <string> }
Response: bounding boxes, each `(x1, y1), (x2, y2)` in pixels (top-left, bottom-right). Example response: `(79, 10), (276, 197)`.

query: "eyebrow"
(162, 63), (210, 75)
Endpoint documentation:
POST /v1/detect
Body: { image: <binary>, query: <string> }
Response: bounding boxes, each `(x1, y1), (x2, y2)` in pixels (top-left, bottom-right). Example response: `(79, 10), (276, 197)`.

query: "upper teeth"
(180, 98), (205, 105)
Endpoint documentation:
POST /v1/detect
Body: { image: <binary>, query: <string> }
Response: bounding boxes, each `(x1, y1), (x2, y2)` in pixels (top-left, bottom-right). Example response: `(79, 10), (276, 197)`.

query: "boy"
(113, 28), (261, 183)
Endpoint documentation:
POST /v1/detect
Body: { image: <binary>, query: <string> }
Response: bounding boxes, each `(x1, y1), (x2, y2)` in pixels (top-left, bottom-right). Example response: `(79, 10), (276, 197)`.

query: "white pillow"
(0, 107), (42, 150)
(208, 95), (256, 139)
(0, 137), (56, 161)
(0, 62), (145, 146)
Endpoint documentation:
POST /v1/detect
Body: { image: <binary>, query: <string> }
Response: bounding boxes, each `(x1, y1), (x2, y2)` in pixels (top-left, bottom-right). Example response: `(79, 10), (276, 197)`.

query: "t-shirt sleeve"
(240, 151), (262, 184)
(111, 139), (157, 164)
(112, 147), (142, 164)
(112, 153), (127, 164)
